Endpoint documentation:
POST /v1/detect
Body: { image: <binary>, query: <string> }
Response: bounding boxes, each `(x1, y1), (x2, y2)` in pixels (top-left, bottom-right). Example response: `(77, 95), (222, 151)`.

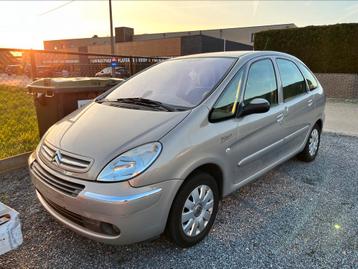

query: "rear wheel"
(167, 172), (219, 248)
(297, 124), (321, 162)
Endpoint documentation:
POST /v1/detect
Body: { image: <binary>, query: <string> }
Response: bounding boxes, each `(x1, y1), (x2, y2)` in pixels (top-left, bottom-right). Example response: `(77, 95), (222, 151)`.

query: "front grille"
(40, 142), (92, 173)
(42, 194), (120, 236)
(44, 195), (85, 226)
(31, 160), (85, 197)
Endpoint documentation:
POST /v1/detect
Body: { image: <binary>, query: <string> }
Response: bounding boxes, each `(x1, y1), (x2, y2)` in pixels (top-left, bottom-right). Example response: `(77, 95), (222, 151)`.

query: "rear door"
(234, 58), (286, 184)
(297, 62), (323, 122)
(275, 58), (313, 155)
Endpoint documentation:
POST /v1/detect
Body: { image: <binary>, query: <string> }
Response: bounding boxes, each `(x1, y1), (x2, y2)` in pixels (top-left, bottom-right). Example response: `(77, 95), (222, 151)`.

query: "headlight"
(97, 142), (162, 182)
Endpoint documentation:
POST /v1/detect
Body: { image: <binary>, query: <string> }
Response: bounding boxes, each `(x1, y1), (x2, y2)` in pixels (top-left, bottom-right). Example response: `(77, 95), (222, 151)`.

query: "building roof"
(44, 23), (296, 44)
(176, 50), (294, 59)
(134, 23), (296, 41)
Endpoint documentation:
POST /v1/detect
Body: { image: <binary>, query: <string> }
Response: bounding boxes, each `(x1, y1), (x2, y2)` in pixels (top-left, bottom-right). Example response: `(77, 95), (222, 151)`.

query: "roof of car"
(176, 50), (294, 60)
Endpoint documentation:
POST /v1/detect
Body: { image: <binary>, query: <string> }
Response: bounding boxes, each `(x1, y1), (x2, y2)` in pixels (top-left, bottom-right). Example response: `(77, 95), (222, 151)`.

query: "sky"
(0, 0), (358, 49)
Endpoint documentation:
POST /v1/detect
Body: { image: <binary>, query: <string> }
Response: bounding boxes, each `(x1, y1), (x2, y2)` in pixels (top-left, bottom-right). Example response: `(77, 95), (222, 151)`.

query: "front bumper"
(29, 154), (182, 245)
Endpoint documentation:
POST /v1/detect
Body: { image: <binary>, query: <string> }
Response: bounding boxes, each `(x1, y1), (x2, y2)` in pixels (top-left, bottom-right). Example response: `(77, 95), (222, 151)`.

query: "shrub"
(254, 24), (358, 73)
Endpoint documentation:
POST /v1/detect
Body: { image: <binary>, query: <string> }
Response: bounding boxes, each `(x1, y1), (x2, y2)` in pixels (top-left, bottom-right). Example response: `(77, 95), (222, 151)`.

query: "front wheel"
(166, 172), (219, 248)
(297, 124), (321, 162)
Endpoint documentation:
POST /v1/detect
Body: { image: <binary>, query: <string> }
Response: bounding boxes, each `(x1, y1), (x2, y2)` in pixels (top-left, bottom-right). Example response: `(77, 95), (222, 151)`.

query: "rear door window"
(277, 59), (306, 100)
(298, 63), (318, 91)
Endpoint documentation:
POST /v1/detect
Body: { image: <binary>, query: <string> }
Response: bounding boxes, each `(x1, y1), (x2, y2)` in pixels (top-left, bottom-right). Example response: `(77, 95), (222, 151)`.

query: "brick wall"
(315, 73), (358, 99)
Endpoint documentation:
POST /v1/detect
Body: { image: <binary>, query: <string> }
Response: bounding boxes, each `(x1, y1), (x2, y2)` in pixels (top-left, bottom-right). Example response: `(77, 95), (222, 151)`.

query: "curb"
(0, 152), (31, 174)
(323, 130), (358, 138)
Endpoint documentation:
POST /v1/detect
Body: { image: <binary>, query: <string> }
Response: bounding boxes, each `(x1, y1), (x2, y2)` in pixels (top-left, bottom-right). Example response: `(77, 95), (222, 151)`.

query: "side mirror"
(238, 98), (270, 117)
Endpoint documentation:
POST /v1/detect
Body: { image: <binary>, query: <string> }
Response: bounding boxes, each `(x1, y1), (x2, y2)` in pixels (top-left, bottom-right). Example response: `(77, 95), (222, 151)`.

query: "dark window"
(298, 63), (318, 91)
(277, 59), (306, 100)
(210, 69), (244, 122)
(244, 59), (278, 105)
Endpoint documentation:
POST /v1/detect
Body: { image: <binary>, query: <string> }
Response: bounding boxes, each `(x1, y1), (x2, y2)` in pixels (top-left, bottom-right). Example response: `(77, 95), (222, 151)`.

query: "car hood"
(44, 102), (190, 178)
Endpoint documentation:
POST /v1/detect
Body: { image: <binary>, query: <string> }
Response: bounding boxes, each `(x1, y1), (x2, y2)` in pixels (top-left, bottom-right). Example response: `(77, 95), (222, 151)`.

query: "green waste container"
(27, 77), (123, 137)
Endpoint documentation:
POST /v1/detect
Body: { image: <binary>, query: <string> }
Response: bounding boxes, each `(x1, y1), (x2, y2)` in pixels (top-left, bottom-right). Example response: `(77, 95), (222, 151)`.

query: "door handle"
(307, 99), (313, 107)
(276, 113), (284, 123)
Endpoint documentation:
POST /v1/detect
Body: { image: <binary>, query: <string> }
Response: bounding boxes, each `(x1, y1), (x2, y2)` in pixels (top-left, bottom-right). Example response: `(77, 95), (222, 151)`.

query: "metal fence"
(0, 48), (167, 88)
(0, 49), (166, 159)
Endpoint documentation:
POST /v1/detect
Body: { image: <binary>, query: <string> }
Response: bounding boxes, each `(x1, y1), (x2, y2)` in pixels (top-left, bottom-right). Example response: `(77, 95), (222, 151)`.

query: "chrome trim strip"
(83, 188), (162, 203)
(42, 145), (53, 160)
(234, 144), (303, 190)
(238, 125), (310, 167)
(60, 156), (88, 168)
(238, 138), (283, 166)
(284, 125), (309, 141)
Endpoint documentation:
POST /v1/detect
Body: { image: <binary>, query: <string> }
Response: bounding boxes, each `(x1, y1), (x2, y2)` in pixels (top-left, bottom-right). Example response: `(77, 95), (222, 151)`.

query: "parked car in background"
(5, 64), (23, 75)
(28, 51), (325, 248)
(95, 66), (129, 79)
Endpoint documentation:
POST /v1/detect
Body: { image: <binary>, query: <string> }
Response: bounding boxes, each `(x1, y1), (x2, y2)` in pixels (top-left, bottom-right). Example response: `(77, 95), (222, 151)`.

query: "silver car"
(28, 51), (325, 247)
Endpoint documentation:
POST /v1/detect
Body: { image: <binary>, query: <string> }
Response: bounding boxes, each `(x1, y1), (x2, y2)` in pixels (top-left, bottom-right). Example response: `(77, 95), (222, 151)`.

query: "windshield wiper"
(99, 97), (180, 111)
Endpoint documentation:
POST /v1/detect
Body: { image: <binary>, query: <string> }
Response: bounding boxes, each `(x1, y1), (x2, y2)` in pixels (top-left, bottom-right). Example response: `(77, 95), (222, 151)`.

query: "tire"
(297, 124), (321, 162)
(166, 172), (219, 248)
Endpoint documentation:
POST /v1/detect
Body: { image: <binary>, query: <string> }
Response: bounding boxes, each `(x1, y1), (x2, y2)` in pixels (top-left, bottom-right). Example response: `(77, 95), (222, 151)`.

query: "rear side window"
(277, 59), (306, 100)
(244, 59), (278, 105)
(298, 63), (318, 91)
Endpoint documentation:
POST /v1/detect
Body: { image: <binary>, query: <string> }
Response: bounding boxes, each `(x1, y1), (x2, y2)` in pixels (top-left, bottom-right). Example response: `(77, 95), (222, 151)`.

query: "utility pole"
(109, 0), (115, 76)
(109, 0), (115, 55)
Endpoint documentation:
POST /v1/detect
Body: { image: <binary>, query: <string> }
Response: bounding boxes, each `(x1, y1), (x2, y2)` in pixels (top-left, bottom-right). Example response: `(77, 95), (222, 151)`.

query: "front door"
(234, 58), (286, 185)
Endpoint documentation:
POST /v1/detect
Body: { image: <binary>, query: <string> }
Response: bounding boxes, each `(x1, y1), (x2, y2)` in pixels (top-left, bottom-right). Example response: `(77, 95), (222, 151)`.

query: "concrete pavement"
(324, 99), (358, 137)
(0, 73), (32, 87)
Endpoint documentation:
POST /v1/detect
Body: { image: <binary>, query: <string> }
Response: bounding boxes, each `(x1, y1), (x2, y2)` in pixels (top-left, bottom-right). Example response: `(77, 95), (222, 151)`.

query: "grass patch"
(0, 84), (39, 159)
(0, 193), (10, 204)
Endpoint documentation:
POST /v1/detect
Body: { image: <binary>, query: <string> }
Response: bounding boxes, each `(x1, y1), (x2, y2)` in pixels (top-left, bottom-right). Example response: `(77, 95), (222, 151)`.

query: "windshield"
(104, 57), (236, 108)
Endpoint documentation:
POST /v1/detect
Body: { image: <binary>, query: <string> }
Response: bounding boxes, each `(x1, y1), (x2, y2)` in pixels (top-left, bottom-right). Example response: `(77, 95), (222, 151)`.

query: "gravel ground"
(0, 133), (357, 269)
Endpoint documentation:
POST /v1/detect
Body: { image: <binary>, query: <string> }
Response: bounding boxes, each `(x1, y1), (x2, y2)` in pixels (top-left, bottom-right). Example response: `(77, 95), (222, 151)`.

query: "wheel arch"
(165, 162), (224, 243)
(182, 163), (224, 200)
(315, 118), (323, 132)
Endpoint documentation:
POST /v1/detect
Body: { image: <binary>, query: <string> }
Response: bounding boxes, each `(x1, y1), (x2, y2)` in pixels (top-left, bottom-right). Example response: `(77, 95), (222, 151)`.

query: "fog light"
(100, 222), (120, 236)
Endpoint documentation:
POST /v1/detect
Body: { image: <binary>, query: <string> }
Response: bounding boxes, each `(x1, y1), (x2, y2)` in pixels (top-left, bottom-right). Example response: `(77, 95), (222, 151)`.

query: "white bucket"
(0, 202), (23, 255)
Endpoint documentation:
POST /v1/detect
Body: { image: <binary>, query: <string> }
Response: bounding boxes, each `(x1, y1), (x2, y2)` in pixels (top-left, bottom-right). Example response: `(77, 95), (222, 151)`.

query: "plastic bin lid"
(27, 77), (124, 95)
(27, 77), (123, 93)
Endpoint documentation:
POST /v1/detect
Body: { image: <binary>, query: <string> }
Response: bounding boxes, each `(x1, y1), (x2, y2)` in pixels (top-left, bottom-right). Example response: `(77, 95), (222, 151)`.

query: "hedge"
(254, 24), (358, 73)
